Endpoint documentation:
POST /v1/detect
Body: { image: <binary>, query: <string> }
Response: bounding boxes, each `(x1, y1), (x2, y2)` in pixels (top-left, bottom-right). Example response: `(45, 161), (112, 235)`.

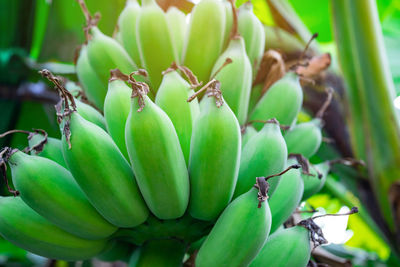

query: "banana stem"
(332, 0), (400, 234)
(228, 0), (239, 39)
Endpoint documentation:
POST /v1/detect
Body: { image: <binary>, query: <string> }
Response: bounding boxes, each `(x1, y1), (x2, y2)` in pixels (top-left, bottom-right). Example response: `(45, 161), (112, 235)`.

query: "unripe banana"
(155, 67), (200, 165)
(7, 150), (117, 240)
(269, 159), (304, 233)
(104, 76), (132, 160)
(250, 225), (311, 267)
(284, 118), (323, 158)
(65, 80), (107, 130)
(234, 121), (287, 198)
(0, 197), (107, 261)
(211, 37), (252, 125)
(241, 125), (257, 148)
(238, 2), (265, 72)
(222, 1), (233, 49)
(62, 112), (148, 227)
(166, 7), (187, 63)
(183, 0), (226, 82)
(28, 131), (67, 168)
(136, 0), (178, 90)
(250, 72), (303, 130)
(248, 83), (263, 115)
(132, 239), (186, 267)
(75, 98), (107, 130)
(76, 45), (107, 110)
(87, 26), (138, 87)
(188, 82), (241, 220)
(117, 0), (142, 68)
(302, 161), (329, 201)
(125, 83), (189, 219)
(196, 187), (271, 267)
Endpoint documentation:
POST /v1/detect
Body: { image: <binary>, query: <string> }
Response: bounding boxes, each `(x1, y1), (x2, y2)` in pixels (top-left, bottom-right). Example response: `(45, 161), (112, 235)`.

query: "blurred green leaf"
(288, 0), (332, 42)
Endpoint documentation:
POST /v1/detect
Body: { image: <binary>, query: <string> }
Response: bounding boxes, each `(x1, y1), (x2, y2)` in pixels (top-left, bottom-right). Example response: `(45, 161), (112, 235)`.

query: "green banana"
(183, 0), (226, 82)
(7, 149), (117, 240)
(136, 0), (178, 90)
(251, 206), (358, 267)
(166, 7), (187, 63)
(196, 186), (271, 267)
(76, 45), (107, 110)
(238, 2), (265, 72)
(188, 81), (241, 220)
(211, 36), (252, 125)
(40, 68), (149, 228)
(155, 65), (200, 165)
(131, 239), (186, 267)
(117, 0), (142, 68)
(234, 121), (287, 198)
(248, 83), (263, 115)
(0, 197), (107, 261)
(87, 26), (137, 86)
(75, 98), (107, 130)
(28, 131), (67, 168)
(104, 72), (132, 160)
(64, 80), (107, 130)
(302, 161), (329, 201)
(62, 112), (149, 227)
(241, 125), (257, 148)
(284, 89), (333, 158)
(268, 158), (304, 233)
(250, 72), (303, 130)
(125, 80), (189, 219)
(284, 118), (323, 158)
(222, 0), (233, 49)
(250, 225), (311, 267)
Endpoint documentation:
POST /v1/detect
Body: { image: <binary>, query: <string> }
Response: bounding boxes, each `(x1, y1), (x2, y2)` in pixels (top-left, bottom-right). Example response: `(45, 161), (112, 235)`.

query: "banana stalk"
(332, 0), (400, 234)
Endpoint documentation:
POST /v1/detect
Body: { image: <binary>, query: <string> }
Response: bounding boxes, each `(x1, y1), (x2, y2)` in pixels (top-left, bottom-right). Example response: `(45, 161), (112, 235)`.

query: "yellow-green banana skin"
(62, 112), (149, 227)
(87, 27), (137, 86)
(302, 161), (329, 201)
(104, 79), (132, 160)
(211, 37), (252, 125)
(9, 151), (117, 240)
(28, 133), (67, 168)
(75, 98), (107, 130)
(250, 226), (310, 267)
(0, 197), (107, 261)
(250, 72), (303, 130)
(117, 0), (142, 68)
(234, 123), (287, 199)
(136, 0), (178, 90)
(238, 2), (265, 72)
(134, 239), (186, 267)
(183, 0), (226, 82)
(125, 96), (189, 219)
(155, 71), (200, 165)
(166, 7), (187, 63)
(284, 118), (323, 158)
(76, 45), (107, 110)
(196, 188), (271, 267)
(269, 160), (304, 233)
(189, 96), (241, 221)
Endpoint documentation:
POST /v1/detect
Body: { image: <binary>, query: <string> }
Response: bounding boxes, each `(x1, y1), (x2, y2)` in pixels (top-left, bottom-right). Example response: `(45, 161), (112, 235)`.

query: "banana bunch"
(0, 0), (360, 265)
